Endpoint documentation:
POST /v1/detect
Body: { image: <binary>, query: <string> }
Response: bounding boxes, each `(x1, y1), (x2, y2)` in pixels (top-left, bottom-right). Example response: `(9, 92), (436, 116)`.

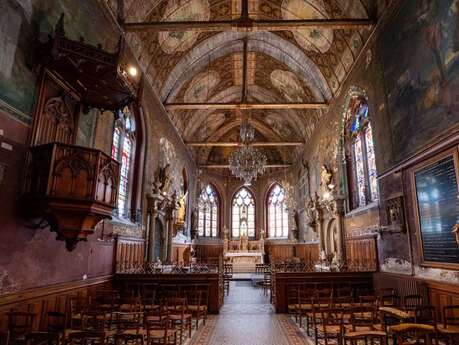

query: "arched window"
(267, 183), (289, 238)
(232, 187), (255, 238)
(345, 97), (378, 209)
(197, 184), (219, 237)
(111, 106), (136, 217)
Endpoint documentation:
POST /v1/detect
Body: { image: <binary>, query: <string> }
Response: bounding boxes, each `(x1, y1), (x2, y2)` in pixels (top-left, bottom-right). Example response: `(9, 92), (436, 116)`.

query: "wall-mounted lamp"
(128, 66), (138, 77)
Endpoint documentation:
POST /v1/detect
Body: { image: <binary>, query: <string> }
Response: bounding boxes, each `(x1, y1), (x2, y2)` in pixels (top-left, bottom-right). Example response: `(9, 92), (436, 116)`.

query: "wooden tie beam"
(165, 102), (328, 110)
(123, 18), (374, 32)
(187, 142), (303, 147)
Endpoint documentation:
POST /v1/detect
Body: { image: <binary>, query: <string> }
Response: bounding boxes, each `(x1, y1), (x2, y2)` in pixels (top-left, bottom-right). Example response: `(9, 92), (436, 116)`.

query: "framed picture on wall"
(411, 147), (459, 269)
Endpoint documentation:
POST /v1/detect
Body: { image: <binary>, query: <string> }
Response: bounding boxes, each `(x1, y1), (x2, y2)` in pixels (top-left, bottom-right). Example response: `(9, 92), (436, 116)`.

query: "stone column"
(333, 196), (346, 267)
(146, 196), (158, 262)
(165, 204), (175, 263)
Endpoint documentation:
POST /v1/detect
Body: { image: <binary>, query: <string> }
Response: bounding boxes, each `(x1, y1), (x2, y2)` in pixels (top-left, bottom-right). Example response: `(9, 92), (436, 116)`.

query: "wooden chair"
(113, 312), (144, 345)
(24, 332), (60, 345)
(311, 307), (344, 345)
(344, 306), (386, 345)
(186, 289), (207, 329)
(67, 331), (107, 345)
(390, 323), (438, 345)
(437, 305), (459, 345)
(81, 311), (108, 331)
(223, 264), (233, 296)
(262, 272), (272, 297)
(6, 311), (36, 345)
(296, 285), (315, 331)
(403, 294), (424, 312)
(69, 297), (84, 329)
(0, 331), (10, 345)
(166, 298), (192, 345)
(145, 316), (177, 345)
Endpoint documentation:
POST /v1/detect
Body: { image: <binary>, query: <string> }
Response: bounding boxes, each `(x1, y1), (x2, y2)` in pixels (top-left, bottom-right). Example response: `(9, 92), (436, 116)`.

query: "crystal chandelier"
(229, 119), (267, 185)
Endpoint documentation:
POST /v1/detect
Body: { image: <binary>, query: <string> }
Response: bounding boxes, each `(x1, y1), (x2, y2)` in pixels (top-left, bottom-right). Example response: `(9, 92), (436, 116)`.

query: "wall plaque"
(414, 154), (459, 266)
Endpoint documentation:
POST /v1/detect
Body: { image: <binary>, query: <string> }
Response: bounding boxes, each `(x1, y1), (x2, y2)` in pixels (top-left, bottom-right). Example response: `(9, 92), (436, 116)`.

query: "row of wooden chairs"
(5, 285), (210, 345)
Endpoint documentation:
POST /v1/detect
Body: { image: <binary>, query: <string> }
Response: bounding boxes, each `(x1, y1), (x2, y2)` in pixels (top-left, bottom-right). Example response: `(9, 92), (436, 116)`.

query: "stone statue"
(176, 192), (187, 224)
(320, 164), (333, 191)
(154, 164), (172, 195)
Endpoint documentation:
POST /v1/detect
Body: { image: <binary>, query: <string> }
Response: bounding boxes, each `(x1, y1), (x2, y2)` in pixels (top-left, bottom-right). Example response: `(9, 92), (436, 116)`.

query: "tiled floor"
(190, 281), (309, 345)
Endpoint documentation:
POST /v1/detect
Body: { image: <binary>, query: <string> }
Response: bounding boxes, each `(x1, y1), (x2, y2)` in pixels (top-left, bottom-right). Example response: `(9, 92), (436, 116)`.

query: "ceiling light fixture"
(128, 66), (138, 77)
(229, 118), (267, 185)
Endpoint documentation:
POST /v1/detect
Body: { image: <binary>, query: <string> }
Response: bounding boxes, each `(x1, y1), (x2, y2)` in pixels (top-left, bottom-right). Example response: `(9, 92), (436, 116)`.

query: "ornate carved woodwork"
(22, 143), (120, 250)
(21, 15), (138, 250)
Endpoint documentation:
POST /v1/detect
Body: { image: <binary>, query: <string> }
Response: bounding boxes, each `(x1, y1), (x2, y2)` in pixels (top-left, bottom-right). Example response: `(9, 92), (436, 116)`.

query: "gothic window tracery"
(345, 97), (378, 209)
(232, 187), (255, 238)
(267, 183), (289, 238)
(111, 106), (136, 217)
(197, 184), (219, 237)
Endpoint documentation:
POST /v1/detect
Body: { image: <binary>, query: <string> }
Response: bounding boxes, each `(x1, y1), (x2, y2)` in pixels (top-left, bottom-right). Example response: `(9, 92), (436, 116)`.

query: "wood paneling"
(115, 237), (145, 272)
(171, 244), (191, 264)
(0, 276), (111, 331)
(195, 244), (223, 262)
(273, 272), (373, 313)
(295, 243), (320, 262)
(374, 272), (459, 321)
(266, 244), (294, 263)
(346, 235), (378, 271)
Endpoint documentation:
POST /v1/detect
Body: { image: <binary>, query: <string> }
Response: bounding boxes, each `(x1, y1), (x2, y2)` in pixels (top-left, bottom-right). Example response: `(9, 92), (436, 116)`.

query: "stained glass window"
(346, 98), (379, 209)
(111, 107), (136, 217)
(267, 183), (289, 238)
(198, 184), (219, 237)
(232, 187), (255, 238)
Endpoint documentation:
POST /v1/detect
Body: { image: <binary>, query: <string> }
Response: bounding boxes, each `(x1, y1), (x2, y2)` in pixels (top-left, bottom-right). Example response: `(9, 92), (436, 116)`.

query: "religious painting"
(270, 69), (305, 102)
(158, 0), (210, 54)
(380, 0), (459, 162)
(184, 70), (220, 103)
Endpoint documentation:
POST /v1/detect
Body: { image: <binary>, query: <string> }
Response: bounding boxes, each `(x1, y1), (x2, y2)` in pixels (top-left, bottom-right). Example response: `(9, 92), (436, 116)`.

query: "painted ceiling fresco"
(119, 0), (374, 169)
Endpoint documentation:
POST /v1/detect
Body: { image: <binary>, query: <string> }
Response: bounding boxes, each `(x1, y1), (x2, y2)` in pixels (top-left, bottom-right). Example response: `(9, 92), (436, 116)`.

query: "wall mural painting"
(184, 70), (220, 103)
(158, 0), (210, 54)
(281, 0), (333, 53)
(270, 69), (305, 102)
(0, 0), (118, 120)
(381, 0), (459, 161)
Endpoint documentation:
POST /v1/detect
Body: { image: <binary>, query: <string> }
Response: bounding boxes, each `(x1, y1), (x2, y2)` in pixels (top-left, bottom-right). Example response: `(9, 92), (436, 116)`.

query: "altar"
(223, 231), (265, 273)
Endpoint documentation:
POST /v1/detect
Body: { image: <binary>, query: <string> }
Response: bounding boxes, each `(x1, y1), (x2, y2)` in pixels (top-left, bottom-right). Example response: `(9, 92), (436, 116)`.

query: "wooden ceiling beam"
(199, 164), (292, 168)
(165, 102), (328, 110)
(123, 18), (374, 32)
(187, 142), (303, 147)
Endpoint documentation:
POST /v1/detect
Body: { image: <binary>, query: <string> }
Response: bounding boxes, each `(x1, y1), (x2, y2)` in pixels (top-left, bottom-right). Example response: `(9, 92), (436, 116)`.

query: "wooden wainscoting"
(295, 243), (320, 262)
(171, 244), (191, 264)
(265, 243), (294, 263)
(0, 276), (111, 331)
(346, 235), (378, 271)
(195, 243), (223, 262)
(373, 272), (459, 321)
(115, 236), (145, 271)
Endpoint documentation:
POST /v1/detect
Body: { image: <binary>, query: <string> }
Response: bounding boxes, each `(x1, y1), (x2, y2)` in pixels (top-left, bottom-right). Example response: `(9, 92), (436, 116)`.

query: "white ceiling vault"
(110, 0), (376, 172)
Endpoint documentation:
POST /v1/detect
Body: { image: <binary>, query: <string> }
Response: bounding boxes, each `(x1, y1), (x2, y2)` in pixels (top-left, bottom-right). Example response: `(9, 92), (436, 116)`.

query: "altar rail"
(272, 271), (374, 313)
(114, 273), (222, 313)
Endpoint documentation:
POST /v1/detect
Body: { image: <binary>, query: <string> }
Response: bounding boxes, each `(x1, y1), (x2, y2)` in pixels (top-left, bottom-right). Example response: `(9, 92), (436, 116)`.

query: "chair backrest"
(315, 307), (344, 328)
(81, 311), (107, 331)
(394, 324), (437, 345)
(47, 311), (66, 333)
(403, 294), (424, 311)
(166, 297), (187, 318)
(7, 312), (35, 338)
(349, 306), (378, 331)
(414, 305), (437, 326)
(25, 331), (60, 345)
(67, 331), (106, 345)
(443, 305), (459, 327)
(114, 312), (143, 333)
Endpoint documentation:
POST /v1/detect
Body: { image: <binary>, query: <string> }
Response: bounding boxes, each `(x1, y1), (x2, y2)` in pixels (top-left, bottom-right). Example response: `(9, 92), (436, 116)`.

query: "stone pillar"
(333, 196), (346, 267)
(165, 205), (175, 263)
(146, 197), (158, 262)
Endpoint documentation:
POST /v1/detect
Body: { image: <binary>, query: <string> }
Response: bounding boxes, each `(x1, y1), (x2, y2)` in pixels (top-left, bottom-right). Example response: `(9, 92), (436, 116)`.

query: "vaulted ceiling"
(119, 0), (375, 173)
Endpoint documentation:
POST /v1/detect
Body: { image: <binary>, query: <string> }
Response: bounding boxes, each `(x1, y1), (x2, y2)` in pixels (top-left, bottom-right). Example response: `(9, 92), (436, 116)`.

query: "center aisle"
(189, 281), (310, 345)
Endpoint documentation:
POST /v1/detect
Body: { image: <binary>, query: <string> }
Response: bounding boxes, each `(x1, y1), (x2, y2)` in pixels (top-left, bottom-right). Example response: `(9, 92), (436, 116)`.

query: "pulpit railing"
(115, 261), (220, 274)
